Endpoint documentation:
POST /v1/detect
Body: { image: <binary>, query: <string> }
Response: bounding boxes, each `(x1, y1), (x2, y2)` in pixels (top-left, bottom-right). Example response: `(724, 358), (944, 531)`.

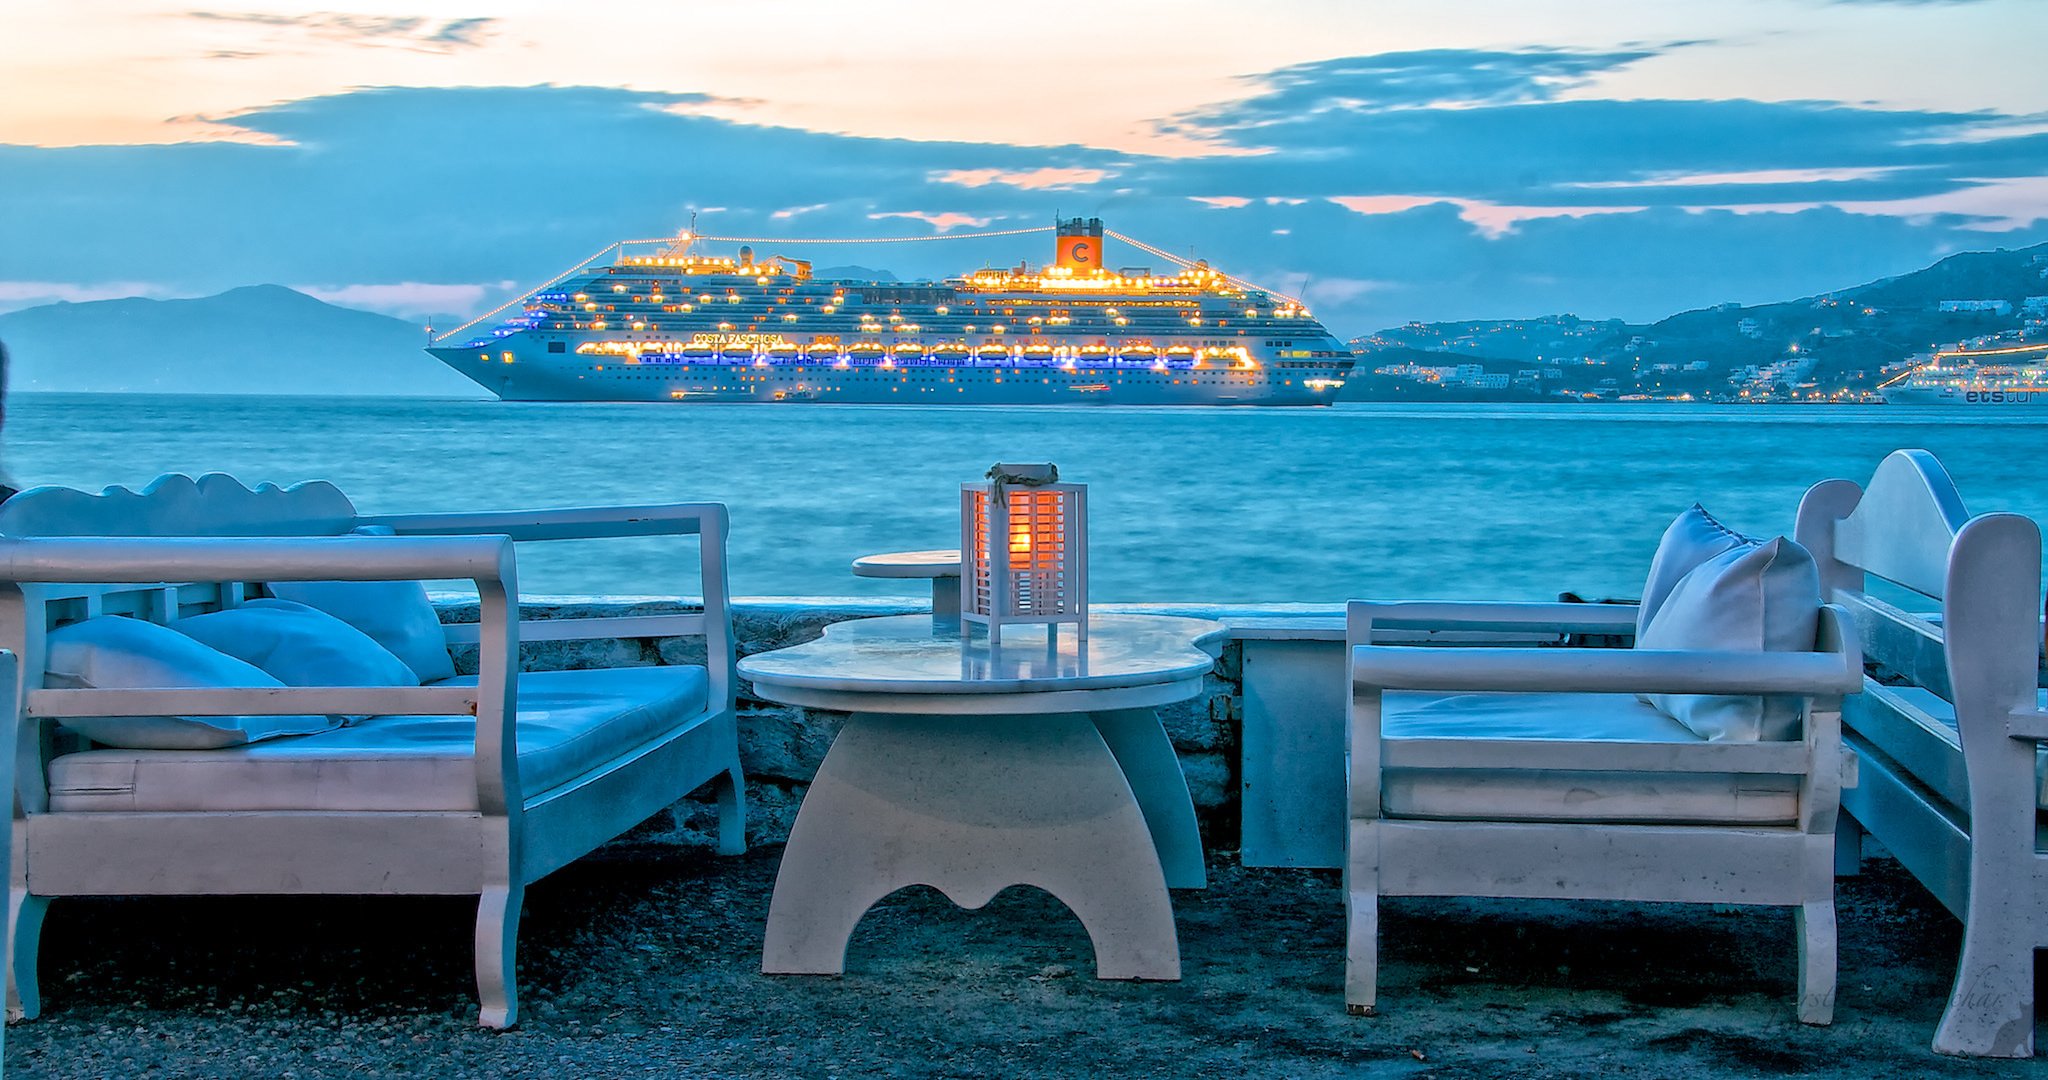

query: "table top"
(739, 613), (1226, 696)
(850, 550), (963, 579)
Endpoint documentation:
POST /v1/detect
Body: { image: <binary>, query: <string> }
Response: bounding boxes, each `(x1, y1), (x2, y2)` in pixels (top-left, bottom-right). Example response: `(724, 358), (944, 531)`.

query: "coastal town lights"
(960, 463), (1087, 644)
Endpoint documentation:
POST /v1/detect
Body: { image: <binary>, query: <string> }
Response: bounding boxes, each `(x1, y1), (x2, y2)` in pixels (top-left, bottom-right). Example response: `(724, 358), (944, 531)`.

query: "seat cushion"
(1380, 691), (1800, 825)
(46, 666), (712, 812)
(1871, 685), (2048, 810)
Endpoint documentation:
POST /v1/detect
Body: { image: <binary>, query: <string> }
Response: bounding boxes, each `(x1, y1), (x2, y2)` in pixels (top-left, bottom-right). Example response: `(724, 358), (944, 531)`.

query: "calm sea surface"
(8, 395), (2046, 604)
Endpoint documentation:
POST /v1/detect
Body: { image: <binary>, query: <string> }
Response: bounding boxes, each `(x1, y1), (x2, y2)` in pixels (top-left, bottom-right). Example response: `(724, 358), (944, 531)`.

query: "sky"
(3, 0), (2047, 340)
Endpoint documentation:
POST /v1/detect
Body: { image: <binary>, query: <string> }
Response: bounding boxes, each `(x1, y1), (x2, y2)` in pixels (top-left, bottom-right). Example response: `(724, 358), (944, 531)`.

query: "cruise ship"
(1879, 343), (2048, 406)
(428, 218), (1354, 405)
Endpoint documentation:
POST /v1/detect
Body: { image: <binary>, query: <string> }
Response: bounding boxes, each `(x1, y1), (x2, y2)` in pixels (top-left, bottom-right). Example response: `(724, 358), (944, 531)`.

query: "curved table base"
(763, 709), (1197, 981)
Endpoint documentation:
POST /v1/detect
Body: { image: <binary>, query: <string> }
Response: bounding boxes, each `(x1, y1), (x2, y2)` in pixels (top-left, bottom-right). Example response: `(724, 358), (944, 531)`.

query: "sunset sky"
(4, 0), (2045, 337)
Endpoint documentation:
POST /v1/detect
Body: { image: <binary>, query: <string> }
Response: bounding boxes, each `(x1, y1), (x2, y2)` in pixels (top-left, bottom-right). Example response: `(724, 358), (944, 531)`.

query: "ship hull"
(430, 347), (1347, 406)
(1882, 386), (2048, 406)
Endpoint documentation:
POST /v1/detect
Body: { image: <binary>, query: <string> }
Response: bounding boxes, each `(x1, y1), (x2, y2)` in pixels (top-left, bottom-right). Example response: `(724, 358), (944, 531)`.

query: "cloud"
(4, 79), (2047, 340)
(1163, 47), (1671, 142)
(932, 167), (1111, 190)
(1331, 195), (1650, 238)
(1189, 196), (1251, 209)
(183, 12), (498, 53)
(866, 211), (994, 232)
(293, 281), (515, 317)
(0, 281), (171, 313)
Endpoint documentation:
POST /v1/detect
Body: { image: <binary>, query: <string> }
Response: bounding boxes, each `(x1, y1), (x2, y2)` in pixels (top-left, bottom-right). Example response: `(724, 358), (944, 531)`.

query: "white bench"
(0, 473), (745, 1029)
(1798, 449), (2048, 1057)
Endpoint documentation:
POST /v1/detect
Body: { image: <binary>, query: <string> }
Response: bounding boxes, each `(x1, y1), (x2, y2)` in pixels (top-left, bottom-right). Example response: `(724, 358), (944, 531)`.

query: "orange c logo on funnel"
(1068, 241), (1094, 264)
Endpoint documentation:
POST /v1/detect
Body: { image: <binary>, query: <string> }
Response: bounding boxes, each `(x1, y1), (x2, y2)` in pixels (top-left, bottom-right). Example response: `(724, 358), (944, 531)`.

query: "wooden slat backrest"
(1796, 451), (2043, 807)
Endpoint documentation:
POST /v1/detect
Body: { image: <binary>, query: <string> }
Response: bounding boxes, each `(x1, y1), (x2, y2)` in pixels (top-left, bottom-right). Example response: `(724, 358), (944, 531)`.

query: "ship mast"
(660, 212), (699, 259)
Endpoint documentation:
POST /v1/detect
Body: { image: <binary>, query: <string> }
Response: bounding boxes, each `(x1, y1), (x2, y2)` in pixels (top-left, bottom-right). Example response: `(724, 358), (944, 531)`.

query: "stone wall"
(437, 597), (1256, 855)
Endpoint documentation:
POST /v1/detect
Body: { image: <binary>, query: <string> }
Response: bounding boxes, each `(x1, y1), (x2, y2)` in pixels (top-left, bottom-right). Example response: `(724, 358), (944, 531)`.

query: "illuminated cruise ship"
(1879, 343), (2048, 406)
(428, 218), (1354, 405)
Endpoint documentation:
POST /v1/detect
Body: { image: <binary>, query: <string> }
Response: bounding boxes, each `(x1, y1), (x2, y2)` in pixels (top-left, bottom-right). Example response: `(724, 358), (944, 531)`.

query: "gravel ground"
(4, 846), (2042, 1079)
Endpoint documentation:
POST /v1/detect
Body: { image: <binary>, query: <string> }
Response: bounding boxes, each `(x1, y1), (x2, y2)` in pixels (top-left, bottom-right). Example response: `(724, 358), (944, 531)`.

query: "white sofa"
(1799, 449), (2048, 1056)
(0, 473), (745, 1029)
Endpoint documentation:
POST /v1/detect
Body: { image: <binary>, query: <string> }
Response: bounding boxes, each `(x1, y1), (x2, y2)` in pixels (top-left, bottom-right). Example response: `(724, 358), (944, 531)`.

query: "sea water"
(8, 395), (2046, 605)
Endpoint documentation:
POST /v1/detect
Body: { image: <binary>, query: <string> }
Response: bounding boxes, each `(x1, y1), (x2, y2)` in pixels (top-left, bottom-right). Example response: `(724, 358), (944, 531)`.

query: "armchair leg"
(1795, 899), (1836, 1025)
(1344, 821), (1380, 1016)
(715, 764), (747, 856)
(475, 883), (525, 1030)
(5, 889), (46, 1021)
(1833, 813), (1864, 877)
(1932, 924), (2034, 1057)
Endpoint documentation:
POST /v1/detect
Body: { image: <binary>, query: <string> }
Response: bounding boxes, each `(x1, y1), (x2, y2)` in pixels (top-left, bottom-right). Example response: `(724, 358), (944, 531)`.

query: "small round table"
(741, 613), (1223, 982)
(850, 549), (961, 617)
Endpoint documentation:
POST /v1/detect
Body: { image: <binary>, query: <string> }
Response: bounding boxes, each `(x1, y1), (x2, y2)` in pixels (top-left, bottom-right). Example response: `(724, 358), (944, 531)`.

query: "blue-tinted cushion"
(1636, 503), (1751, 638)
(1638, 537), (1822, 741)
(172, 598), (419, 689)
(44, 616), (337, 749)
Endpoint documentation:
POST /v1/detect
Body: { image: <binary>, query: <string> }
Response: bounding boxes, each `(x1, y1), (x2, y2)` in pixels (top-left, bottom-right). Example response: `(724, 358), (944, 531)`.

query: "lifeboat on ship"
(1164, 345), (1197, 363)
(931, 343), (971, 361)
(976, 344), (1011, 361)
(766, 343), (801, 361)
(892, 342), (926, 359)
(719, 343), (755, 360)
(1022, 344), (1056, 362)
(1119, 344), (1157, 362)
(806, 342), (841, 360)
(680, 343), (716, 360)
(846, 342), (886, 361)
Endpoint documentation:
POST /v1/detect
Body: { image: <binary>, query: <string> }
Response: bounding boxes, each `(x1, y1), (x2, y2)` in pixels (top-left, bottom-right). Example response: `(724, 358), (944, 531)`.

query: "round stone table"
(741, 613), (1224, 982)
(850, 549), (961, 617)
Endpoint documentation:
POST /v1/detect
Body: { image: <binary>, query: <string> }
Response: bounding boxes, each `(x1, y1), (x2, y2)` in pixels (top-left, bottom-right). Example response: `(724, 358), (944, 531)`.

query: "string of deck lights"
(435, 222), (1302, 344)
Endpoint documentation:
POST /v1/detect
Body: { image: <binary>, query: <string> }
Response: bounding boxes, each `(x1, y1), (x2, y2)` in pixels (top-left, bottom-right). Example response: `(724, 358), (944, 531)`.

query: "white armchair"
(1345, 598), (1861, 1022)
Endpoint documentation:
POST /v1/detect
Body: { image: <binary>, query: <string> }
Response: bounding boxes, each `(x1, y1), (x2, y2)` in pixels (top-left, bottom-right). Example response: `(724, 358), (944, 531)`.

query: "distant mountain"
(812, 265), (898, 282)
(0, 285), (486, 396)
(1353, 242), (2048, 401)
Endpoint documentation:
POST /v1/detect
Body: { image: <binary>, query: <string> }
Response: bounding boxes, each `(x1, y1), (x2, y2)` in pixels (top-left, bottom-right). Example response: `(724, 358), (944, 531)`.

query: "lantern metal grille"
(959, 469), (1086, 642)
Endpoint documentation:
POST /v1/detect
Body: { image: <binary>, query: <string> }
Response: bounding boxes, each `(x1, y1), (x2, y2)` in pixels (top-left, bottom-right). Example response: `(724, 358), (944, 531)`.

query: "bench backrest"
(0, 473), (358, 539)
(1794, 449), (2043, 813)
(0, 473), (363, 630)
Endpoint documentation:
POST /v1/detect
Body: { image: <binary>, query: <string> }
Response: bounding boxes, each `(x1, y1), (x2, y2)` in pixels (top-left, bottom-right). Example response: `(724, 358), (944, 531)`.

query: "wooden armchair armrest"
(1349, 600), (1640, 637)
(359, 502), (728, 542)
(2008, 706), (2048, 741)
(0, 535), (513, 585)
(363, 503), (736, 711)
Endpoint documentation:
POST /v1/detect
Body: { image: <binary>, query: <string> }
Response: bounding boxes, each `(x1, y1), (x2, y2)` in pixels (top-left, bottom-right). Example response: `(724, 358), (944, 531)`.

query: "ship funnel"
(1055, 217), (1105, 273)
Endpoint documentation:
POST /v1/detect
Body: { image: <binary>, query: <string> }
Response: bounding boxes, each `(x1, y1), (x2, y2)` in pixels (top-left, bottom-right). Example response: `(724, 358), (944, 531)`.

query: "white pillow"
(171, 598), (419, 688)
(44, 616), (338, 749)
(1637, 537), (1822, 742)
(267, 527), (456, 683)
(1636, 504), (1752, 639)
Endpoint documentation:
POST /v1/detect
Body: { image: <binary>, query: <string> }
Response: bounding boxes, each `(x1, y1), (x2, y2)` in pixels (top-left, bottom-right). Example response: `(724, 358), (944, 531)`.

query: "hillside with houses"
(1349, 243), (2048, 402)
